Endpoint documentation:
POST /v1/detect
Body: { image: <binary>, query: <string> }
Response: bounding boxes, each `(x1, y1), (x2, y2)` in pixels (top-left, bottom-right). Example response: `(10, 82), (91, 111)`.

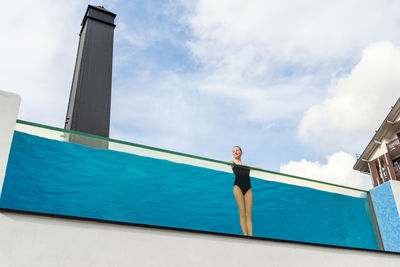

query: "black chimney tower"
(65, 5), (116, 139)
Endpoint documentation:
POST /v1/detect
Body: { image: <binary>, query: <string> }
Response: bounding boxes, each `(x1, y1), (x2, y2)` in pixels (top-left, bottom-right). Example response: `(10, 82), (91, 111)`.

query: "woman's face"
(232, 146), (242, 159)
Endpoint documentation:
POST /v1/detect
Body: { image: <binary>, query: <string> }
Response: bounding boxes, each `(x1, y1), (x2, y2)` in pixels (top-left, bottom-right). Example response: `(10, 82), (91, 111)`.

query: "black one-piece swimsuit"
(232, 163), (251, 195)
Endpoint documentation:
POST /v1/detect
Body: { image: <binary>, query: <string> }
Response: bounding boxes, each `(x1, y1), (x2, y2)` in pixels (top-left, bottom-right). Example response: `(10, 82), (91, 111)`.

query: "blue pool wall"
(370, 181), (400, 252)
(0, 131), (381, 250)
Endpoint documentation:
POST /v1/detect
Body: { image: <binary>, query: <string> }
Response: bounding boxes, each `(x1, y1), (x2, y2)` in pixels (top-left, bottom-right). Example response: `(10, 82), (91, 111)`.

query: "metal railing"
(387, 137), (400, 152)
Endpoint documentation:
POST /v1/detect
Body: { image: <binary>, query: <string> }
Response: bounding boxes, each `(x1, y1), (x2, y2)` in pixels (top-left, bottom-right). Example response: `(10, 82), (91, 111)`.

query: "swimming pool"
(0, 123), (381, 250)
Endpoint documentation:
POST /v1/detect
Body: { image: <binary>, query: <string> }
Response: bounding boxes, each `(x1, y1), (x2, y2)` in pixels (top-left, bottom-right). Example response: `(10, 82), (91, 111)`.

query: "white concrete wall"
(0, 211), (398, 267)
(370, 141), (388, 161)
(0, 91), (20, 195)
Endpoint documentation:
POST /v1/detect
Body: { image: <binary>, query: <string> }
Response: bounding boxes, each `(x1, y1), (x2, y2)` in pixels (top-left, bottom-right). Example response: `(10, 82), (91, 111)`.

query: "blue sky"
(2, 0), (400, 189)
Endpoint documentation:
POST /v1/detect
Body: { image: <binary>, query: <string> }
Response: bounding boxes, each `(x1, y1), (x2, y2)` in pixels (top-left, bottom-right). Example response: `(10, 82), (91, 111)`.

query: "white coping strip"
(0, 91), (20, 196)
(14, 124), (366, 198)
(389, 180), (400, 217)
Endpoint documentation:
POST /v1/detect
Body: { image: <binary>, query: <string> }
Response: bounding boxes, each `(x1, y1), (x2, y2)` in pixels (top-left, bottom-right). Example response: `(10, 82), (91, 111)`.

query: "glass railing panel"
(15, 121), (367, 197)
(1, 120), (381, 251)
(15, 121), (67, 141)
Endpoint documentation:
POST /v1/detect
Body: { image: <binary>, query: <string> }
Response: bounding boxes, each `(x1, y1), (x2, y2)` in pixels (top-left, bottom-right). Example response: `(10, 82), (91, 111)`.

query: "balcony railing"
(387, 137), (400, 152)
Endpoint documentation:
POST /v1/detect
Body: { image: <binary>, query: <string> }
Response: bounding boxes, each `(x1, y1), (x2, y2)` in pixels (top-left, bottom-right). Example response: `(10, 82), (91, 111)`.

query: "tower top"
(81, 5), (116, 28)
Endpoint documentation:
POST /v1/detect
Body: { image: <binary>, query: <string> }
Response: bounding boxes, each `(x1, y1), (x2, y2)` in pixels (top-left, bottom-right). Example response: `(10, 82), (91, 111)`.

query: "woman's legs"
(244, 189), (253, 236)
(233, 185), (248, 235)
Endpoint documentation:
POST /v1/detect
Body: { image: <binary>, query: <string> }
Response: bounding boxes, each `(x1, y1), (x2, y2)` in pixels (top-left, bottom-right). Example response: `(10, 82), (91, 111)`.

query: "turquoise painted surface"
(0, 131), (380, 249)
(370, 181), (400, 252)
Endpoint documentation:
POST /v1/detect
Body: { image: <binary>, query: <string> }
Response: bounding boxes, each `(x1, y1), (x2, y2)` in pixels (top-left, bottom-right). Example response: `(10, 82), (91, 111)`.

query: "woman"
(230, 146), (253, 236)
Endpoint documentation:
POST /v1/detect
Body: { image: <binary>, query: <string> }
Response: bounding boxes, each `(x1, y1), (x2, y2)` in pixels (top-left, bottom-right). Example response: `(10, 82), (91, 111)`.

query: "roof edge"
(354, 97), (400, 172)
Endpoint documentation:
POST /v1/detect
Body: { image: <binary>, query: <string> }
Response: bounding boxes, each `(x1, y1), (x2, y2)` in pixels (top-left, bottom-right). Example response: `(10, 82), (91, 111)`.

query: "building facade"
(354, 98), (400, 187)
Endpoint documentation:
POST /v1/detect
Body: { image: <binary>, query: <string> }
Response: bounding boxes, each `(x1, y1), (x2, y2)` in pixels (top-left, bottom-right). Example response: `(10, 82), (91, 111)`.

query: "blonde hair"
(233, 146), (242, 152)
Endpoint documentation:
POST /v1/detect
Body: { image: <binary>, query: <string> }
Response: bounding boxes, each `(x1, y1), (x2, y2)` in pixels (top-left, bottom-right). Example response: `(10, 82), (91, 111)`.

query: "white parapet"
(0, 90), (21, 195)
(0, 211), (398, 267)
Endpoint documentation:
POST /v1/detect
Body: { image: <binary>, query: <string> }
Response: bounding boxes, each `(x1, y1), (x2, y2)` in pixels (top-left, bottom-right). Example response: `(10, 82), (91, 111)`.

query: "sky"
(2, 0), (400, 190)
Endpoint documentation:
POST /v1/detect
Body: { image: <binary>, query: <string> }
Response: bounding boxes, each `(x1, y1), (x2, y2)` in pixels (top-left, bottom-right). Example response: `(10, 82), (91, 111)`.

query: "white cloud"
(298, 42), (400, 151)
(0, 0), (90, 127)
(185, 0), (400, 79)
(179, 0), (400, 127)
(280, 152), (372, 190)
